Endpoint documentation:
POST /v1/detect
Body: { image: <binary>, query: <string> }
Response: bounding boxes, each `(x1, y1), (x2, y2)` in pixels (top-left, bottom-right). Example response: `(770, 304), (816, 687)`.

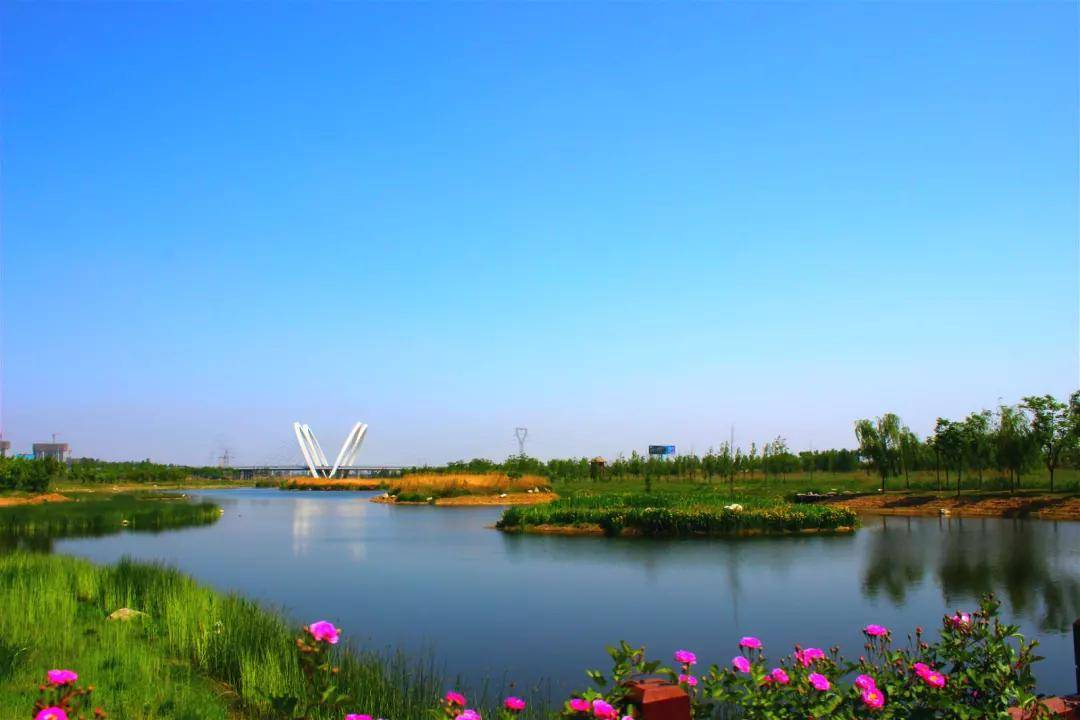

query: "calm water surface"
(54, 489), (1080, 696)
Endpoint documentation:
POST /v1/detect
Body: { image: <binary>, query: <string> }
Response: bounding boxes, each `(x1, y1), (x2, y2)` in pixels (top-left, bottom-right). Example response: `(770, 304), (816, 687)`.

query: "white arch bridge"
(226, 422), (404, 479)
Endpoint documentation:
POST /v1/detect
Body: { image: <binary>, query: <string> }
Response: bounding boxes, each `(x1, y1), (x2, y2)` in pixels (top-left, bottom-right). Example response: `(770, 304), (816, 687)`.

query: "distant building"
(32, 443), (70, 462)
(0, 440), (9, 457)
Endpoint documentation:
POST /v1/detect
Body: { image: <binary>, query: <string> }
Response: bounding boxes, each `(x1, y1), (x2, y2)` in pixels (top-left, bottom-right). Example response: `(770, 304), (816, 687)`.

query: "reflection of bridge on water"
(227, 464), (404, 480)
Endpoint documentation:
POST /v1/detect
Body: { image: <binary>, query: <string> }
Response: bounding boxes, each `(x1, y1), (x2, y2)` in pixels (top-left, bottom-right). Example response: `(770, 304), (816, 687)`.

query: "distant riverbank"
(831, 491), (1080, 521)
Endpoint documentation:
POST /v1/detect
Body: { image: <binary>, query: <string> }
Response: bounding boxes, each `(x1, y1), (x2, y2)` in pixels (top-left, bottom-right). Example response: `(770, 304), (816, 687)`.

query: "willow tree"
(855, 413), (901, 492)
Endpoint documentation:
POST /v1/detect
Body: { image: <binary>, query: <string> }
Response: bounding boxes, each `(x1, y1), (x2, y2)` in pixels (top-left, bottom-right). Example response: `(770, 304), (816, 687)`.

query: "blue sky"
(2, 2), (1077, 465)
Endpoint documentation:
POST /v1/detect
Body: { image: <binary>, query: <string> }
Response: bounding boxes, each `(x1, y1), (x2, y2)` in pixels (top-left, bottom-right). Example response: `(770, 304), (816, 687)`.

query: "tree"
(962, 411), (992, 490)
(855, 413), (901, 492)
(898, 428), (920, 489)
(995, 405), (1033, 493)
(1020, 394), (1071, 492)
(933, 418), (965, 495)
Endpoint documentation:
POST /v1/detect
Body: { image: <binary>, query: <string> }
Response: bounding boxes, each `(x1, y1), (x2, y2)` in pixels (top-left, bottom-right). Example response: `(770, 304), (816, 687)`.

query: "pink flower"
(460, 711), (482, 720)
(307, 620), (341, 644)
(35, 710), (68, 720)
(592, 699), (617, 719)
(861, 687), (886, 709)
(808, 672), (830, 691)
(738, 636), (763, 650)
(949, 612), (972, 628)
(445, 691), (467, 707)
(503, 697), (526, 713)
(921, 671), (947, 688)
(864, 624), (889, 637)
(768, 668), (789, 685)
(912, 662), (930, 675)
(855, 674), (877, 691)
(568, 698), (591, 713)
(678, 674), (698, 686)
(46, 669), (78, 686)
(673, 649), (697, 665)
(732, 656), (751, 673)
(795, 647), (825, 666)
(345, 715), (373, 720)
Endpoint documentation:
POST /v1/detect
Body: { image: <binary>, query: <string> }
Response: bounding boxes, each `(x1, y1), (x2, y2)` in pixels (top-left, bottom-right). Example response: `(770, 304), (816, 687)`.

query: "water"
(51, 489), (1080, 697)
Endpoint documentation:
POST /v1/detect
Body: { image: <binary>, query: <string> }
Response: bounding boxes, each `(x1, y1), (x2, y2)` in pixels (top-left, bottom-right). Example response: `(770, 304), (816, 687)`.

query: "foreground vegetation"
(5, 552), (1048, 719)
(497, 491), (857, 537)
(0, 553), (447, 720)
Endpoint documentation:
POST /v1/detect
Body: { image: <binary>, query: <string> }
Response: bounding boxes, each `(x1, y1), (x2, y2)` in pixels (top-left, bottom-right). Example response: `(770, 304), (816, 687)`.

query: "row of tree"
(0, 456), (67, 492)
(855, 391), (1080, 493)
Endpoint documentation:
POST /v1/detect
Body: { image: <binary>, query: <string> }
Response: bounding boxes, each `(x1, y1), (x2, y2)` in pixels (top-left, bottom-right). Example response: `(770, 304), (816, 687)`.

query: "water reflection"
(862, 515), (1080, 632)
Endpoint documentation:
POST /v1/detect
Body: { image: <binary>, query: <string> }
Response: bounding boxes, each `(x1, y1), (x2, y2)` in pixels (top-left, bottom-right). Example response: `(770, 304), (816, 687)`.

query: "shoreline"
(830, 491), (1080, 521)
(372, 491), (558, 507)
(498, 523), (858, 538)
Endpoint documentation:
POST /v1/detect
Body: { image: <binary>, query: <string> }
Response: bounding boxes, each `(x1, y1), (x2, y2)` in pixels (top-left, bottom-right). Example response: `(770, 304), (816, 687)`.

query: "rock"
(939, 508), (951, 516)
(108, 608), (148, 622)
(724, 503), (744, 512)
(499, 493), (508, 498)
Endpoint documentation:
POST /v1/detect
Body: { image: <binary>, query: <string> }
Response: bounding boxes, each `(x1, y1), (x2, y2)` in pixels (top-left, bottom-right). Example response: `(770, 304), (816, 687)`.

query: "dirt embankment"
(832, 492), (1080, 521)
(0, 492), (71, 508)
(372, 491), (558, 507)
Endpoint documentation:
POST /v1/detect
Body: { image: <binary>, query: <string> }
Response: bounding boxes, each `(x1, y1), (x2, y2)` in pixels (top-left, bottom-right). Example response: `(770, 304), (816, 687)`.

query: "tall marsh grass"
(0, 552), (448, 719)
(388, 472), (548, 500)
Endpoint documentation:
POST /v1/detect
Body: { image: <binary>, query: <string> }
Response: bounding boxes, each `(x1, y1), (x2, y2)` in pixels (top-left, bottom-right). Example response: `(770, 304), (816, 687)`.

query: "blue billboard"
(648, 445), (676, 456)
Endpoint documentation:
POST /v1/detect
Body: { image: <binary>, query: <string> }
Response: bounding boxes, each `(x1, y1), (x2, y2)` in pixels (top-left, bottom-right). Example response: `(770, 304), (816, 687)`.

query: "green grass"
(497, 490), (857, 536)
(0, 552), (450, 720)
(0, 494), (222, 552)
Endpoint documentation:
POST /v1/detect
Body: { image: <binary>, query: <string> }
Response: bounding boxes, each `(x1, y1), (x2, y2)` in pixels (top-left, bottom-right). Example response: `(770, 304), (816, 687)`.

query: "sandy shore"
(0, 492), (72, 507)
(831, 492), (1080, 521)
(372, 492), (558, 507)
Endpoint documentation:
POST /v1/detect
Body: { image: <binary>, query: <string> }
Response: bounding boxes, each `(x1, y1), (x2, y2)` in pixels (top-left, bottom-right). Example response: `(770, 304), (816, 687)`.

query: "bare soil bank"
(832, 491), (1080, 521)
(0, 492), (71, 507)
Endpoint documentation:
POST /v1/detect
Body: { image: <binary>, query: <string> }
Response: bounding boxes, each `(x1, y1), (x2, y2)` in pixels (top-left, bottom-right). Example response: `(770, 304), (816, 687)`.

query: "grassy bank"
(497, 491), (857, 537)
(0, 552), (448, 719)
(386, 472), (549, 503)
(0, 494), (222, 544)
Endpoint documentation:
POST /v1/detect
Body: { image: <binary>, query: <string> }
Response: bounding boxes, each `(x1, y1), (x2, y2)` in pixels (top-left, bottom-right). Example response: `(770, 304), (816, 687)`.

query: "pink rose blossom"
(673, 650), (697, 665)
(307, 621), (341, 644)
(35, 710), (68, 720)
(795, 647), (825, 666)
(445, 691), (467, 707)
(949, 612), (972, 628)
(46, 669), (78, 686)
(862, 687), (886, 709)
(592, 699), (617, 719)
(808, 672), (830, 691)
(864, 624), (889, 637)
(568, 698), (591, 713)
(460, 710), (482, 720)
(855, 674), (877, 691)
(678, 674), (698, 686)
(738, 636), (763, 650)
(503, 696), (526, 712)
(768, 668), (789, 685)
(912, 662), (930, 675)
(731, 656), (751, 673)
(921, 671), (947, 688)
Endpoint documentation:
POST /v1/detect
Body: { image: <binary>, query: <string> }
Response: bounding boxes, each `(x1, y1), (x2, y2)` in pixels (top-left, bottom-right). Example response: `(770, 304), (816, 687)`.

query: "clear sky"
(2, 2), (1077, 466)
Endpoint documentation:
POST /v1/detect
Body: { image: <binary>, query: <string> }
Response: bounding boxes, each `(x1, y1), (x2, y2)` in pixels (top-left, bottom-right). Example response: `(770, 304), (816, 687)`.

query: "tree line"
(855, 391), (1080, 493)
(0, 457), (229, 492)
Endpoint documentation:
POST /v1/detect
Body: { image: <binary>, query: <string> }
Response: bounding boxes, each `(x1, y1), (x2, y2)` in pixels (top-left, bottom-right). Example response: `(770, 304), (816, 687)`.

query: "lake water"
(52, 488), (1080, 697)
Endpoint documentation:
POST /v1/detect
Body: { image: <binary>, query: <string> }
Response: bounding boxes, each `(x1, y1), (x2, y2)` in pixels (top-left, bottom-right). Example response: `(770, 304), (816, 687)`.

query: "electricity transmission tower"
(514, 427), (528, 457)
